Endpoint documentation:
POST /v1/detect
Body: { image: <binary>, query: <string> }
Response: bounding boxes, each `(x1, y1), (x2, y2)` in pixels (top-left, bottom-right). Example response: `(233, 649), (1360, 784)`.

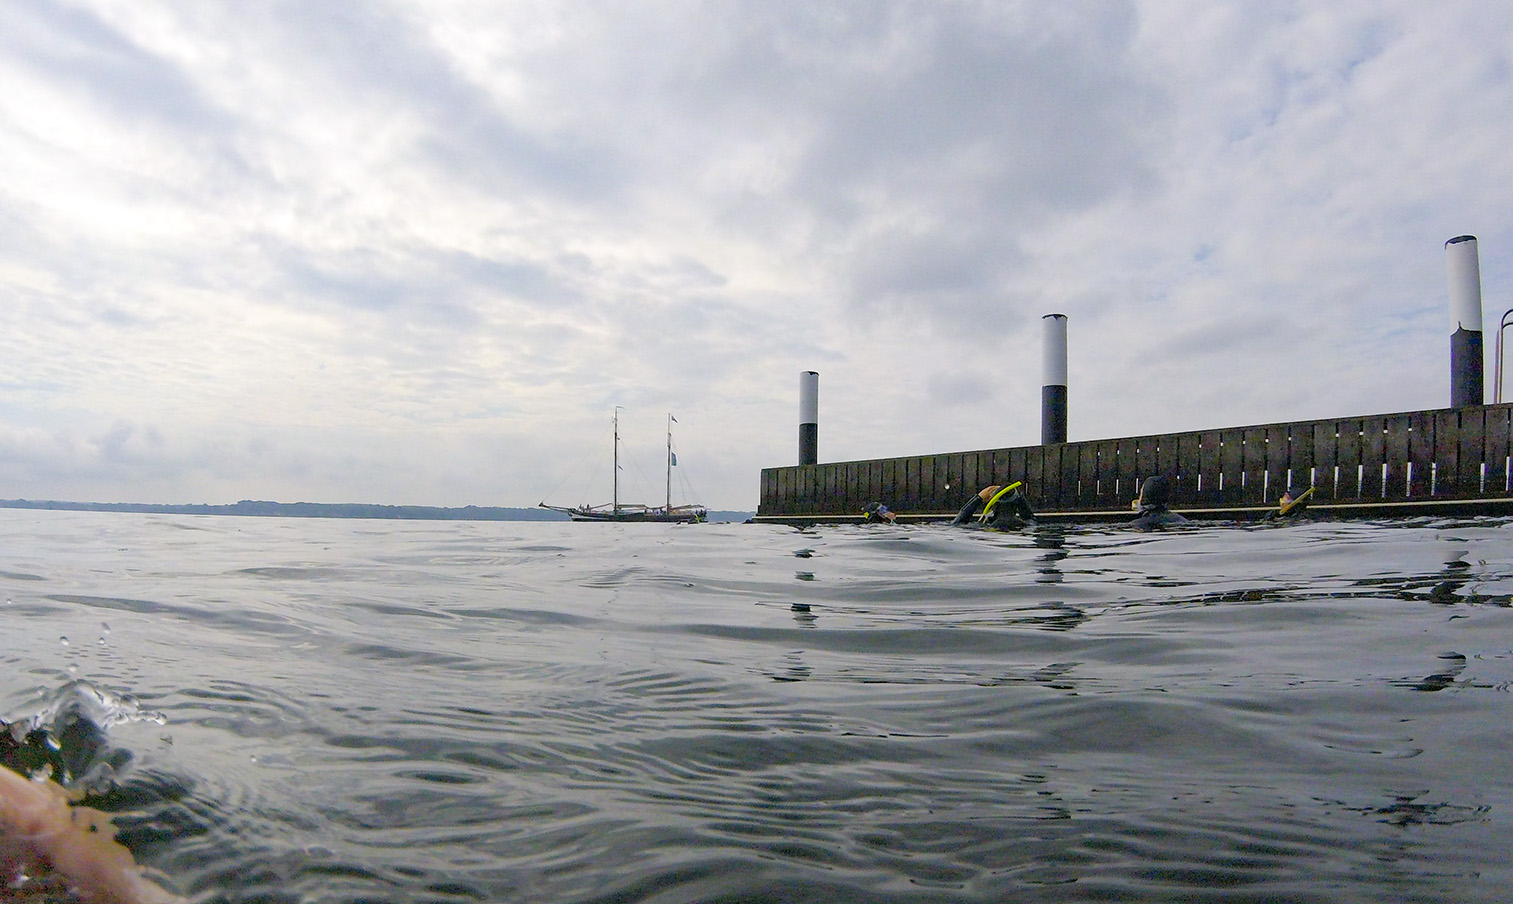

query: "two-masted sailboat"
(540, 411), (707, 523)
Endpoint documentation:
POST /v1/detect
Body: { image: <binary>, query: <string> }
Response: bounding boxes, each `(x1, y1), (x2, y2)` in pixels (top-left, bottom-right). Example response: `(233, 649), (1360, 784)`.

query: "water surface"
(3, 511), (1512, 902)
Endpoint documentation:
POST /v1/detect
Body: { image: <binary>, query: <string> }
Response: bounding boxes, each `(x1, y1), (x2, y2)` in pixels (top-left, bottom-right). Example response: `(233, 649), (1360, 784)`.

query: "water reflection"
(775, 650), (811, 683)
(1028, 601), (1086, 632)
(1348, 552), (1513, 608)
(1032, 526), (1068, 585)
(1428, 555), (1472, 604)
(1369, 792), (1490, 827)
(1028, 661), (1080, 689)
(1405, 651), (1467, 692)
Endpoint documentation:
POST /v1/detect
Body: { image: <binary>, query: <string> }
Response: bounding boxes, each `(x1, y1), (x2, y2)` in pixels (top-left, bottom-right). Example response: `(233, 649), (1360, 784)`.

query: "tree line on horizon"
(0, 498), (753, 522)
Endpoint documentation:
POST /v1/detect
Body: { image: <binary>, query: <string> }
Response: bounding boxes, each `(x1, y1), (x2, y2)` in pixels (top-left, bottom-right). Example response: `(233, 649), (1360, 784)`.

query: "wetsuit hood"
(986, 489), (1036, 527)
(1137, 475), (1171, 513)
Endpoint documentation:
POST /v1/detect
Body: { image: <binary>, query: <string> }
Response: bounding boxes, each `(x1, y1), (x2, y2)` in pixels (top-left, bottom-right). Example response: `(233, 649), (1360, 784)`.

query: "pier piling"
(1447, 235), (1485, 408)
(1042, 314), (1068, 445)
(799, 371), (819, 466)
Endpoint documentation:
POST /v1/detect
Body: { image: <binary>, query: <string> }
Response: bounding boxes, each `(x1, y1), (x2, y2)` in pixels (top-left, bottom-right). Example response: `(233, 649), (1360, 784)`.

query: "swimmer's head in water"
(1278, 485), (1315, 515)
(1138, 475), (1171, 509)
(981, 483), (1034, 526)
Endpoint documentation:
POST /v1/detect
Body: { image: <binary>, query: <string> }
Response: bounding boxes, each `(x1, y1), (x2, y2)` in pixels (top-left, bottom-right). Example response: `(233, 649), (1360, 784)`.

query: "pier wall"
(757, 403), (1513, 521)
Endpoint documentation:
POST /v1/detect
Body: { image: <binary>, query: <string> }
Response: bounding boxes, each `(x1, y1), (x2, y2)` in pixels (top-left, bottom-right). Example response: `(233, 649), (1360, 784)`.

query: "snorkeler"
(1262, 485), (1316, 521)
(1129, 475), (1188, 530)
(861, 502), (898, 523)
(951, 482), (1036, 529)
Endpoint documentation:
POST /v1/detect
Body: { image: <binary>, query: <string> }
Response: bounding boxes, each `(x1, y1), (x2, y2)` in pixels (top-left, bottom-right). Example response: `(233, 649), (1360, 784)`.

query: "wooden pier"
(756, 403), (1513, 523)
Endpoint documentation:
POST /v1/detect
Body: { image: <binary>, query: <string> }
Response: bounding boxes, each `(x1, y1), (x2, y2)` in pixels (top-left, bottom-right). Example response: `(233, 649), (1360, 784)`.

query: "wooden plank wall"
(758, 404), (1513, 516)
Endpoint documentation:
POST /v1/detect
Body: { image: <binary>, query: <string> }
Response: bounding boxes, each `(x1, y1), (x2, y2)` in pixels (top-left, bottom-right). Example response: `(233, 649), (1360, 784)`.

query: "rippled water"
(4, 510), (1513, 903)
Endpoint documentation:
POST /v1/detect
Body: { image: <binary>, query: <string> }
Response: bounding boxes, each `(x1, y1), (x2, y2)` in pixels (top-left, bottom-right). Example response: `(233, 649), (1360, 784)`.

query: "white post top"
(1446, 235), (1483, 333)
(799, 371), (819, 423)
(1041, 313), (1068, 386)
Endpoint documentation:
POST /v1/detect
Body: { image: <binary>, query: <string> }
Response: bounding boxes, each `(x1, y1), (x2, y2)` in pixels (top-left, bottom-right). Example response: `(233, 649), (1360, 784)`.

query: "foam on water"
(3, 510), (1513, 902)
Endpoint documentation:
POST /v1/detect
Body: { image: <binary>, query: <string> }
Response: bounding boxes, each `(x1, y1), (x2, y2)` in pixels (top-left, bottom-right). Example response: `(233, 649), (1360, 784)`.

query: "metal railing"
(1497, 308), (1513, 404)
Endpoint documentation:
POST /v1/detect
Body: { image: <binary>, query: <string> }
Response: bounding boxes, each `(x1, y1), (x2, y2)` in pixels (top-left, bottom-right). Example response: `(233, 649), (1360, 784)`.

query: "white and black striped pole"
(1447, 235), (1484, 408)
(1041, 314), (1068, 444)
(799, 370), (819, 465)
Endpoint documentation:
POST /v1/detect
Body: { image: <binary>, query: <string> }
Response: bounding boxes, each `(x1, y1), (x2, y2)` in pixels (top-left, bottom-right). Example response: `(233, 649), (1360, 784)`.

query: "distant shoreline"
(0, 499), (755, 523)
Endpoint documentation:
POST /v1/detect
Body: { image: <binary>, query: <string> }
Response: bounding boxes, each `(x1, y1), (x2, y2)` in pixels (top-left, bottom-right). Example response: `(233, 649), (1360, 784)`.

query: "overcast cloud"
(1, 1), (1510, 511)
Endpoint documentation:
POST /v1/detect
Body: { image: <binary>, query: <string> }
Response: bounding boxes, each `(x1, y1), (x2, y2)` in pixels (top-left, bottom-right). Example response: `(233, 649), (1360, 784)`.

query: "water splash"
(5, 679), (167, 792)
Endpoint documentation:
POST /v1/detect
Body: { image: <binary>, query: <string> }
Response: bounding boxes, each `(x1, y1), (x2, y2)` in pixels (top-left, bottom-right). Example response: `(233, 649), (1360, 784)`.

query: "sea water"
(3, 509), (1513, 903)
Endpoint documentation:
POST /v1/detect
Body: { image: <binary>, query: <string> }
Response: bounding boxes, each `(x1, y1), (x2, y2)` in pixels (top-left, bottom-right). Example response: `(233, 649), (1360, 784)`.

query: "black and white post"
(1041, 314), (1068, 444)
(799, 370), (819, 465)
(1447, 235), (1485, 409)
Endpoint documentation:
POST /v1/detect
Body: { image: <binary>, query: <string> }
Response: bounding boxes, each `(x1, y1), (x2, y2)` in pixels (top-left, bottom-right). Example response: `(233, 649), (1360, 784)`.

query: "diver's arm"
(0, 764), (182, 903)
(1004, 490), (1036, 521)
(951, 495), (985, 525)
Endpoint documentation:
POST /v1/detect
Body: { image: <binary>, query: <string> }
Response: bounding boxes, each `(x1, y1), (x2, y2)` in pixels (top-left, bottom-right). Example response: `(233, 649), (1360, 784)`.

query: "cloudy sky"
(2, 1), (1511, 511)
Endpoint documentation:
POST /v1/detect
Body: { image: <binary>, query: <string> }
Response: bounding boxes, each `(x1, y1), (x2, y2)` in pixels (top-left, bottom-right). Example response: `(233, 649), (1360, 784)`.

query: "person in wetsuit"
(951, 483), (1036, 529)
(1262, 485), (1315, 521)
(1130, 475), (1188, 530)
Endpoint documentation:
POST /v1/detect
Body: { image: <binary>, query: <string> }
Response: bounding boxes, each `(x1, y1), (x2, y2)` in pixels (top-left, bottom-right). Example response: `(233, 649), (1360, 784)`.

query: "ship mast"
(613, 407), (621, 513)
(666, 413), (673, 511)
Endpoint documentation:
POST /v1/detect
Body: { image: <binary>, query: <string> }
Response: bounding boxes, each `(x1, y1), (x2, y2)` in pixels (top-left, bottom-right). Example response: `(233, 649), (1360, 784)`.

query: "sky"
(2, 1), (1512, 512)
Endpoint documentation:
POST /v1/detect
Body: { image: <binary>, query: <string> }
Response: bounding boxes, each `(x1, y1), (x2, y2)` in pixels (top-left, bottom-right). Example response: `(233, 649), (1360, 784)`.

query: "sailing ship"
(540, 411), (708, 523)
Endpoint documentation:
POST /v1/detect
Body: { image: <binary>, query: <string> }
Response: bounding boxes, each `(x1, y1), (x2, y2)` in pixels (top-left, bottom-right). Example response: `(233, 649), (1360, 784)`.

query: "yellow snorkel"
(1277, 485), (1315, 516)
(979, 481), (1023, 523)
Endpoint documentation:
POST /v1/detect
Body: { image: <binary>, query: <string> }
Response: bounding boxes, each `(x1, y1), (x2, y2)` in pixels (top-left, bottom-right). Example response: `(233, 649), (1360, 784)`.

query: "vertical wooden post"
(1486, 405), (1512, 493)
(1242, 426), (1269, 504)
(1435, 410), (1462, 496)
(1289, 422), (1315, 493)
(1408, 411), (1435, 497)
(1382, 415), (1410, 498)
(1078, 441), (1100, 507)
(1336, 419), (1363, 499)
(1175, 432), (1201, 504)
(1265, 424), (1290, 502)
(1219, 429), (1245, 503)
(1196, 432), (1221, 503)
(1362, 416), (1387, 499)
(1458, 408), (1487, 495)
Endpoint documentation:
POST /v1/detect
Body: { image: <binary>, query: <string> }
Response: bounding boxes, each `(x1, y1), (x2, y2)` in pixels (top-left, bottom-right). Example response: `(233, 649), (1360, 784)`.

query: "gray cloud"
(1, 2), (229, 133)
(646, 3), (1167, 336)
(793, 6), (1157, 217)
(236, 1), (629, 201)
